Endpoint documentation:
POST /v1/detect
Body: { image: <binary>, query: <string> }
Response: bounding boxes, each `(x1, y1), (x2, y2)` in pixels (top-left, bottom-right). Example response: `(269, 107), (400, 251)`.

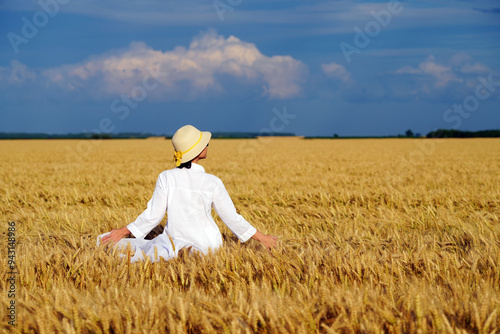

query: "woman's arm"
(101, 173), (168, 244)
(213, 179), (277, 249)
(126, 173), (169, 239)
(100, 226), (130, 245)
(251, 230), (278, 249)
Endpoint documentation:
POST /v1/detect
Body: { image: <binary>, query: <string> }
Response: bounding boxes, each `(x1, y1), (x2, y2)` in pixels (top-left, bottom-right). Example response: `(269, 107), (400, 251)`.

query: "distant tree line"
(426, 129), (500, 138)
(1, 129), (498, 140)
(326, 129), (500, 139)
(397, 129), (421, 138)
(0, 131), (296, 140)
(0, 132), (161, 139)
(210, 132), (296, 139)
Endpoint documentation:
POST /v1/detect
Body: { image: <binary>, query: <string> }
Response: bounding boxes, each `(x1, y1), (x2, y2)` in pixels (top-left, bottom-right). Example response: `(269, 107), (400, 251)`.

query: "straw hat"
(172, 125), (211, 166)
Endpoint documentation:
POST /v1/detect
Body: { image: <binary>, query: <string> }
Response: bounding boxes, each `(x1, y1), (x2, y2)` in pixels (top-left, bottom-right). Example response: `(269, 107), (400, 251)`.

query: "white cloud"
(321, 62), (352, 84)
(394, 54), (492, 90)
(395, 55), (462, 87)
(459, 62), (490, 74)
(0, 60), (36, 85)
(450, 52), (472, 66)
(449, 52), (490, 74)
(386, 53), (498, 101)
(2, 31), (308, 100)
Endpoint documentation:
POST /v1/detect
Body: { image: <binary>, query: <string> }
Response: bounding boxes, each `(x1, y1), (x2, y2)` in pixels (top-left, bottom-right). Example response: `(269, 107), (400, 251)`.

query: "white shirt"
(126, 163), (257, 254)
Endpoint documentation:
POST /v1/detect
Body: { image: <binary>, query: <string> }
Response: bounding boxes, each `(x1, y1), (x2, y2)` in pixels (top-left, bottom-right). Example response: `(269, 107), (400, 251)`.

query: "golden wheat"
(0, 138), (499, 333)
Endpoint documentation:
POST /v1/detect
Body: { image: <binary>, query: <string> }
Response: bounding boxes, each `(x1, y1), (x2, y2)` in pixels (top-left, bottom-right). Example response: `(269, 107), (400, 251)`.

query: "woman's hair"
(177, 161), (192, 169)
(176, 144), (208, 169)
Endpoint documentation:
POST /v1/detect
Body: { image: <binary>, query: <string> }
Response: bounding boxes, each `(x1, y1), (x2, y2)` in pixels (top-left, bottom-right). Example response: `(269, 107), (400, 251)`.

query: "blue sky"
(1, 0), (499, 136)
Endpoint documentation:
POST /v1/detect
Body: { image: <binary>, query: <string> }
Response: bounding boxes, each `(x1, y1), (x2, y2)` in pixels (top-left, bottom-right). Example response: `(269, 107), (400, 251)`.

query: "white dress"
(97, 163), (257, 262)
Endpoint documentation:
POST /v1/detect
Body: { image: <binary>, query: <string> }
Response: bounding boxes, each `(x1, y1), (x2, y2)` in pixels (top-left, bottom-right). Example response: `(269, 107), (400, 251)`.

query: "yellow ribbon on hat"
(173, 132), (203, 167)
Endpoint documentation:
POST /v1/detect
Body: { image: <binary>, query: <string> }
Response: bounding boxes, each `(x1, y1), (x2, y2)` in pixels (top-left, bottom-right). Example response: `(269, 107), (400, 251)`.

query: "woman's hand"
(100, 226), (131, 246)
(251, 230), (278, 250)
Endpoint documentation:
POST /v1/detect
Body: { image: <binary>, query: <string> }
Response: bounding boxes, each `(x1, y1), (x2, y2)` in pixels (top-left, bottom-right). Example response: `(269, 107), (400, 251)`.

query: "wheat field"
(0, 137), (499, 333)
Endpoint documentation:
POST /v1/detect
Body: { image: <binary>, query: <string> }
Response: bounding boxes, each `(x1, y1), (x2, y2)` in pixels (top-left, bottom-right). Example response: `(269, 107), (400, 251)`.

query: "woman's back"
(166, 164), (224, 253)
(127, 163), (256, 254)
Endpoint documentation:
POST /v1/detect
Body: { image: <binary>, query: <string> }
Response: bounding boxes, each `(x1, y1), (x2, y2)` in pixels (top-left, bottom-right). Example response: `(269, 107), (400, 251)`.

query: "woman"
(97, 125), (277, 262)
